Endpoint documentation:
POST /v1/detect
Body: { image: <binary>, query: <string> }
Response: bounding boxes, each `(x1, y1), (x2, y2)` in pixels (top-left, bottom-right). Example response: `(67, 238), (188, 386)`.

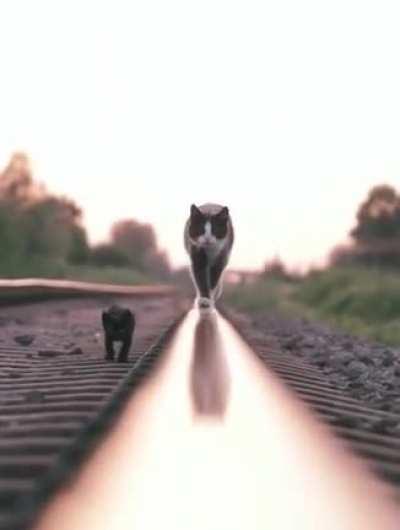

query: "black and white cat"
(184, 203), (234, 309)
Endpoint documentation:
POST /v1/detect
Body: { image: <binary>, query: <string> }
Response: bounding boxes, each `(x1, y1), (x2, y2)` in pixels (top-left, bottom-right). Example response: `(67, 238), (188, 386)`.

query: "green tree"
(0, 153), (36, 268)
(144, 248), (170, 279)
(111, 219), (157, 270)
(23, 197), (83, 259)
(0, 152), (41, 204)
(332, 184), (400, 268)
(67, 224), (90, 264)
(90, 243), (131, 267)
(0, 152), (90, 266)
(0, 201), (24, 259)
(351, 185), (400, 242)
(110, 218), (170, 277)
(262, 256), (288, 280)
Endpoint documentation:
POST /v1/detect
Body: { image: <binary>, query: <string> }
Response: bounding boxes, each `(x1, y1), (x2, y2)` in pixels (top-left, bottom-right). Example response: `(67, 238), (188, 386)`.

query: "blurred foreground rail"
(35, 310), (398, 530)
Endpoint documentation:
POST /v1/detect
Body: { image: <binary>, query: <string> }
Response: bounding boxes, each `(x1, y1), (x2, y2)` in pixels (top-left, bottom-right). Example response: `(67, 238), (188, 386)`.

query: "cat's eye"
(189, 219), (205, 238)
(211, 218), (227, 238)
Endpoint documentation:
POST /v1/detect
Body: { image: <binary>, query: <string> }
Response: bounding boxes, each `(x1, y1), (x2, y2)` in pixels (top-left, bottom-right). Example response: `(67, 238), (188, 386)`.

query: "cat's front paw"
(197, 297), (214, 310)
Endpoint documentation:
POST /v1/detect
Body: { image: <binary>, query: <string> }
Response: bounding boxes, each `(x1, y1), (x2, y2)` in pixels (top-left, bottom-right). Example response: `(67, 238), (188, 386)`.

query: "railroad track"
(35, 309), (398, 530)
(0, 283), (399, 529)
(0, 282), (185, 530)
(0, 278), (175, 306)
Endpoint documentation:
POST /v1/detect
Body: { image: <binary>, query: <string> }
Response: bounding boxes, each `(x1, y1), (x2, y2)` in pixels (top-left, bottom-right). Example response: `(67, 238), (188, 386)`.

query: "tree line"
(263, 184), (400, 279)
(2, 151), (399, 282)
(330, 184), (400, 268)
(0, 153), (170, 279)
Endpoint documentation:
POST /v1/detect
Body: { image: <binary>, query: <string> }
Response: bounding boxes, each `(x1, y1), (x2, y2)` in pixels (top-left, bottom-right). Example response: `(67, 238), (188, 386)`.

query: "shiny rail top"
(36, 309), (399, 530)
(0, 278), (175, 296)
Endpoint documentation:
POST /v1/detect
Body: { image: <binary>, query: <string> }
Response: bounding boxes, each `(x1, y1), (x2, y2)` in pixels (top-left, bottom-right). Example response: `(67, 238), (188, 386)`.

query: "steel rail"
(34, 309), (399, 530)
(0, 279), (175, 306)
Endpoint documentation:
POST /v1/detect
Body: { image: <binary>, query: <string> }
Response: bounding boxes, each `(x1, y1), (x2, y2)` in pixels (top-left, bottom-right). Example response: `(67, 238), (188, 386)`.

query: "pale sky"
(0, 0), (399, 271)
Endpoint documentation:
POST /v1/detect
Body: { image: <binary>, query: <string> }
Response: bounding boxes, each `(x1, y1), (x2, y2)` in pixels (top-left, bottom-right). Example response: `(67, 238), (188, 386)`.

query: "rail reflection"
(190, 312), (230, 417)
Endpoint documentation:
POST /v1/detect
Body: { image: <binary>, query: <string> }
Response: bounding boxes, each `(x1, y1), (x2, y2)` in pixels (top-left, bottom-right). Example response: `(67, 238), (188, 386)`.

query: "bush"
(296, 267), (400, 323)
(225, 265), (400, 346)
(89, 244), (131, 267)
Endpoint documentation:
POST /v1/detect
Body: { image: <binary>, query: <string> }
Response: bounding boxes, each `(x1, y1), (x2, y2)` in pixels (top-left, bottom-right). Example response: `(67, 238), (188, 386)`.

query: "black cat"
(102, 305), (135, 362)
(184, 203), (234, 309)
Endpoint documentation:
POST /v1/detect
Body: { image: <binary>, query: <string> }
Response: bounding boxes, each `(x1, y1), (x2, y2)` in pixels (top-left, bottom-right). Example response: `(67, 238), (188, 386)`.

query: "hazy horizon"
(1, 1), (400, 271)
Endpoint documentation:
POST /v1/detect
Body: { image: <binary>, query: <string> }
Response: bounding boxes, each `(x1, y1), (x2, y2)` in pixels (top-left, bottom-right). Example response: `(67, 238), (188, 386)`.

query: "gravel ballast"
(224, 307), (400, 418)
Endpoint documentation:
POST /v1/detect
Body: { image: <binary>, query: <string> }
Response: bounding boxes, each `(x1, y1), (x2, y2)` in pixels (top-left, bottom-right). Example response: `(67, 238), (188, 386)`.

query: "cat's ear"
(121, 309), (133, 324)
(217, 206), (229, 220)
(102, 311), (110, 328)
(190, 204), (202, 217)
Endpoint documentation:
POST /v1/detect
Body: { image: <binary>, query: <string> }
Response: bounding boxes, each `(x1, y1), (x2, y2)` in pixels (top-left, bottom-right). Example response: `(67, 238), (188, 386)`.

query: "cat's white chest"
(204, 240), (225, 262)
(197, 222), (226, 262)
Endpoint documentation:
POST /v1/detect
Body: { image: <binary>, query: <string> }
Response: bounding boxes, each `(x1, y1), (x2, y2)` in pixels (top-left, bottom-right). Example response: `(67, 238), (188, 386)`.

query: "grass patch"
(296, 267), (400, 323)
(224, 266), (400, 346)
